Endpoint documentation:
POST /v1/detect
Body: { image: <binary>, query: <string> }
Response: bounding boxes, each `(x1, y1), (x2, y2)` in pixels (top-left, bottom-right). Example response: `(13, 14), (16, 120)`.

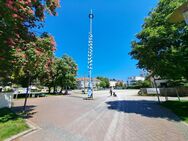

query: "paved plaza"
(13, 90), (188, 141)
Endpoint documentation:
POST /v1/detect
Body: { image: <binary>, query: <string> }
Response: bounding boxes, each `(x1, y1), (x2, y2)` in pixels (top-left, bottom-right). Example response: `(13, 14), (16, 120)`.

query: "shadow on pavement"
(12, 105), (37, 118)
(106, 100), (180, 122)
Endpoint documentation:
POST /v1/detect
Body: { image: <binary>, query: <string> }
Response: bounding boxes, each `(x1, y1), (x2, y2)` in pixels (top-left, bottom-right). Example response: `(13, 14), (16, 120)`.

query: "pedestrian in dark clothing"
(110, 87), (113, 96)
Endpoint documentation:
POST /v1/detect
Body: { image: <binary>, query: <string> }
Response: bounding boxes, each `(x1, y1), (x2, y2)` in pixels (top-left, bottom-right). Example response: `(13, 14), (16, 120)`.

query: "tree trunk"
(53, 85), (56, 94)
(65, 86), (68, 95)
(23, 75), (31, 112)
(153, 78), (160, 103)
(176, 88), (181, 101)
(59, 87), (63, 94)
(48, 87), (51, 94)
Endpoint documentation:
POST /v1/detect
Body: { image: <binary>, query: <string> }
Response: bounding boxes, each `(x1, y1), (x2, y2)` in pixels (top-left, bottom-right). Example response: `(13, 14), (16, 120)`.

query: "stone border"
(182, 121), (188, 127)
(5, 119), (40, 141)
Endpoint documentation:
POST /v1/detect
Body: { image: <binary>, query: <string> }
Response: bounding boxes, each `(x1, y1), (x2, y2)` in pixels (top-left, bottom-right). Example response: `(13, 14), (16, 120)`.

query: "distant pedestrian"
(113, 92), (117, 97)
(110, 87), (113, 96)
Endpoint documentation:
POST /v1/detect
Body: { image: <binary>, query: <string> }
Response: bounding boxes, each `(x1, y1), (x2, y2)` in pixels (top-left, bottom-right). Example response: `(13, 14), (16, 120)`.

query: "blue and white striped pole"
(88, 10), (94, 98)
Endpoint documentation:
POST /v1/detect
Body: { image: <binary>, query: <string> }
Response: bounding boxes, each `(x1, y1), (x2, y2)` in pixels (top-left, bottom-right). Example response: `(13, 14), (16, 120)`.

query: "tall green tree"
(57, 55), (78, 94)
(130, 0), (188, 80)
(0, 0), (60, 80)
(40, 55), (78, 94)
(39, 58), (59, 94)
(13, 33), (55, 86)
(97, 77), (110, 88)
(13, 34), (56, 110)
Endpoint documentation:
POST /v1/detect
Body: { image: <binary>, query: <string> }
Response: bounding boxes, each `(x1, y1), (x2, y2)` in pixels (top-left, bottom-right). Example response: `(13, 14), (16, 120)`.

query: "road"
(13, 90), (188, 141)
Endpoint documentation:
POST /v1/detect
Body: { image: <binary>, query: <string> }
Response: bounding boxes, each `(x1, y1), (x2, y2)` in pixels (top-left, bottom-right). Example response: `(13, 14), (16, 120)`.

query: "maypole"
(87, 10), (94, 98)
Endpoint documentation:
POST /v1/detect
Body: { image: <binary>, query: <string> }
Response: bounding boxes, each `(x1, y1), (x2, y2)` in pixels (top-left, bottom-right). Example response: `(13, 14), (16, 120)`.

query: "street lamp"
(168, 1), (188, 24)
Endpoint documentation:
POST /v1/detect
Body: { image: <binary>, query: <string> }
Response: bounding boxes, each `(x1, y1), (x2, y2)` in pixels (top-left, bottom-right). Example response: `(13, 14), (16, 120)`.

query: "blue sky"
(42, 0), (158, 81)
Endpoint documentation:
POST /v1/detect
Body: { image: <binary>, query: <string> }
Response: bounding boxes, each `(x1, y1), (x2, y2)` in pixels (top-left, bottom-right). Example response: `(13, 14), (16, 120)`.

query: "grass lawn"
(161, 100), (188, 124)
(0, 108), (29, 141)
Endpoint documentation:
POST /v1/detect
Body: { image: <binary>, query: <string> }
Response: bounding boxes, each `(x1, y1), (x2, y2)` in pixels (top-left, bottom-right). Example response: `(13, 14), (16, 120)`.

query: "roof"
(168, 1), (188, 23)
(76, 78), (100, 81)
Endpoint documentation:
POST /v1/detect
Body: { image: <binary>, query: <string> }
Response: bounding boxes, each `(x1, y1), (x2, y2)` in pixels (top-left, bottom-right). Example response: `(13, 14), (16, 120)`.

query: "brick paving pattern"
(13, 90), (188, 141)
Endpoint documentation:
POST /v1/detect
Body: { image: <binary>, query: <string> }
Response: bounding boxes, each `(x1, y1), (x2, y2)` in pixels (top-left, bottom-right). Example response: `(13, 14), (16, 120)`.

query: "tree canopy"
(0, 1), (78, 93)
(130, 0), (188, 80)
(39, 55), (78, 94)
(97, 77), (110, 88)
(13, 33), (55, 87)
(0, 0), (60, 79)
(56, 55), (78, 93)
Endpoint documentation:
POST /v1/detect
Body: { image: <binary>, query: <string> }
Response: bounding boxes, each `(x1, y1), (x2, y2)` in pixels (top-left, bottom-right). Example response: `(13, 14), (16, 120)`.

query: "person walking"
(110, 87), (113, 96)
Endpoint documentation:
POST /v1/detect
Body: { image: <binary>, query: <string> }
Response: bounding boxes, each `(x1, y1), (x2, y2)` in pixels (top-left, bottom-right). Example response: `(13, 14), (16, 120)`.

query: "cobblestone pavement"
(13, 90), (188, 141)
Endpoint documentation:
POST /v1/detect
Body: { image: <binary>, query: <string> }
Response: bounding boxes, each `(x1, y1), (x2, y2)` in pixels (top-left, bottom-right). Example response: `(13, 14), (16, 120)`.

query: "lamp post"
(87, 10), (94, 99)
(168, 1), (188, 24)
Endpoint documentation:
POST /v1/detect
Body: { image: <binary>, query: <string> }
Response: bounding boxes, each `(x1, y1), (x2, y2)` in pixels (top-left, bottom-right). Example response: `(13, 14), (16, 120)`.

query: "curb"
(5, 120), (40, 141)
(182, 121), (188, 127)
